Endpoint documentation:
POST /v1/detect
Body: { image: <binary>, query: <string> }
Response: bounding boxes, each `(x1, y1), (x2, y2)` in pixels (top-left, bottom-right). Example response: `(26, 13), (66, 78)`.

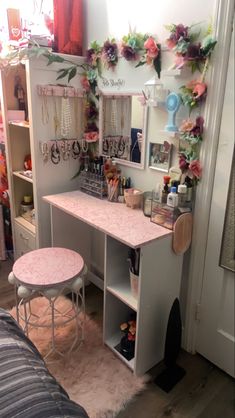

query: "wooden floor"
(0, 258), (234, 418)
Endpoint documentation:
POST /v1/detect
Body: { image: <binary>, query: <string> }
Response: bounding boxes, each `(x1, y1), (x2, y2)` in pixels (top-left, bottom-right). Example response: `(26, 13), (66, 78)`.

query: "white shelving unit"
(104, 234), (183, 376)
(0, 54), (85, 259)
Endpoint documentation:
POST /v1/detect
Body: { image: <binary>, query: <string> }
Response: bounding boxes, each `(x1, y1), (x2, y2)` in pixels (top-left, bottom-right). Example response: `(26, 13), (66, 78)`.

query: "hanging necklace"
(61, 96), (72, 138)
(53, 97), (60, 138)
(42, 95), (49, 125)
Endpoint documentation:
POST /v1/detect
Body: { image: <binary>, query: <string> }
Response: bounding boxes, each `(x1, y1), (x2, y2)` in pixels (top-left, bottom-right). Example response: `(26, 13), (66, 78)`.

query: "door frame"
(183, 0), (234, 352)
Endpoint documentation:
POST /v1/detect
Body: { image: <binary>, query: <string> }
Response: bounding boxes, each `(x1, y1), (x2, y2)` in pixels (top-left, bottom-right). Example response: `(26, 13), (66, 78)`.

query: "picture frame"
(149, 141), (172, 172)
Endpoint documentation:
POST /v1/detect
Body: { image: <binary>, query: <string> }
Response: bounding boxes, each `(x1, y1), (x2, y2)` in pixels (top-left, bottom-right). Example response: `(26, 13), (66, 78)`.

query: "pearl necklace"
(61, 97), (72, 138)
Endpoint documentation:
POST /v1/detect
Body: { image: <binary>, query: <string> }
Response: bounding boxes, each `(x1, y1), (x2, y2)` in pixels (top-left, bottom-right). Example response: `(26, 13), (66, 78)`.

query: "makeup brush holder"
(130, 270), (139, 299)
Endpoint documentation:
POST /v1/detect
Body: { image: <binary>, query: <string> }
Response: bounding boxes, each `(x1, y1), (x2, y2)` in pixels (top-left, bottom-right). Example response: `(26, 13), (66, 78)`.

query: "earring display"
(50, 142), (60, 165)
(40, 142), (49, 162)
(72, 140), (81, 159)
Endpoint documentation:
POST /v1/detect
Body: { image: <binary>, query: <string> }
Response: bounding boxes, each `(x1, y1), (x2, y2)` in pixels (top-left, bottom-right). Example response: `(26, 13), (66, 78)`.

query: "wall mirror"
(149, 141), (172, 172)
(98, 92), (148, 169)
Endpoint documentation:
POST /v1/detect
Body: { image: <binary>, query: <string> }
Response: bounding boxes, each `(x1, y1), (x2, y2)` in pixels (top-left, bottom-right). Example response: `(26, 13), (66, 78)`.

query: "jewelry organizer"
(37, 84), (86, 164)
(79, 171), (107, 199)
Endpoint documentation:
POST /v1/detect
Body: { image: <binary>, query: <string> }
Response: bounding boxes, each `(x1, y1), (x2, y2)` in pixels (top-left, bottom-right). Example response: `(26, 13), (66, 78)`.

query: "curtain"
(53, 0), (83, 56)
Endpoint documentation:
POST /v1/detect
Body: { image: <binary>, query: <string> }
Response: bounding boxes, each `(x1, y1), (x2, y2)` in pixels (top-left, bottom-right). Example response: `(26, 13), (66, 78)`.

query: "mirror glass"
(99, 93), (147, 169)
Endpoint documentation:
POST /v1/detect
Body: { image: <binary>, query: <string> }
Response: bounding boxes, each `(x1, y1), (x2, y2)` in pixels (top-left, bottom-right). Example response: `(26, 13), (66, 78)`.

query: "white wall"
(83, 0), (219, 281)
(84, 0), (218, 191)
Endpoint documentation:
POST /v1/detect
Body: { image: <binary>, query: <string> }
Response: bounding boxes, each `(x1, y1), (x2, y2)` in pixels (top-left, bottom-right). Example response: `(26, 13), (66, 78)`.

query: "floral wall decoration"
(0, 22), (217, 185)
(165, 22), (217, 73)
(165, 22), (217, 188)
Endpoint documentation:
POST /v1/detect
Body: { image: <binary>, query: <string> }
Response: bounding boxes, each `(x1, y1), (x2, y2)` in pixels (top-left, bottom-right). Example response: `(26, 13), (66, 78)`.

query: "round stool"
(9, 247), (87, 360)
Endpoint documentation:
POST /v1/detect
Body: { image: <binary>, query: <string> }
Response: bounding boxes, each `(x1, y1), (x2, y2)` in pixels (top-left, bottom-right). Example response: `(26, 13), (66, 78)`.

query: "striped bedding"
(0, 308), (89, 418)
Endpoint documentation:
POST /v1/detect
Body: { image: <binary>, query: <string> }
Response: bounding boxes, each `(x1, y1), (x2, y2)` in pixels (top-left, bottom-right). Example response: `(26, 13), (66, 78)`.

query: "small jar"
(143, 191), (153, 217)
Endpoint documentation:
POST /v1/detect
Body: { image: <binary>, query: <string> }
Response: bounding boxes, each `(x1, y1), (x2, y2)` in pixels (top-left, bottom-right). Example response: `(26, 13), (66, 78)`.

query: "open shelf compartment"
(104, 291), (136, 371)
(105, 235), (140, 309)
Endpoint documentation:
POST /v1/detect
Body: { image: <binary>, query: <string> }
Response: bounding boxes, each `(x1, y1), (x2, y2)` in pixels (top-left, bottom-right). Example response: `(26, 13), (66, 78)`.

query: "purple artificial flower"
(186, 43), (202, 60)
(86, 48), (95, 64)
(190, 116), (204, 136)
(121, 44), (138, 61)
(179, 153), (190, 172)
(86, 102), (98, 120)
(175, 24), (189, 41)
(86, 121), (98, 132)
(102, 40), (118, 67)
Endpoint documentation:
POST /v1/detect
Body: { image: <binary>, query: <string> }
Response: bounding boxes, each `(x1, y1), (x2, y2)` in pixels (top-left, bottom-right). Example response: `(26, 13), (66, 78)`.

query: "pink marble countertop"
(43, 190), (172, 248)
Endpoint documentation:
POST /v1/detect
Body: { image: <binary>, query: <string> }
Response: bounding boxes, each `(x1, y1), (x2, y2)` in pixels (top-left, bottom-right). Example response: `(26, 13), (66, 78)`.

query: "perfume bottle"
(161, 175), (171, 203)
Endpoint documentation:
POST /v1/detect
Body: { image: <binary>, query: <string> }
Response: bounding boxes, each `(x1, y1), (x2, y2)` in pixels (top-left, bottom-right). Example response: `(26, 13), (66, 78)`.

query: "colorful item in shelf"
(165, 92), (181, 132)
(20, 196), (34, 223)
(119, 317), (136, 360)
(14, 75), (27, 118)
(24, 154), (32, 171)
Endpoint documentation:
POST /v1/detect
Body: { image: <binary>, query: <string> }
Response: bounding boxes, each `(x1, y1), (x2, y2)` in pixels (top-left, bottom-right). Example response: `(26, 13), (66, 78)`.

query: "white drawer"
(14, 222), (36, 259)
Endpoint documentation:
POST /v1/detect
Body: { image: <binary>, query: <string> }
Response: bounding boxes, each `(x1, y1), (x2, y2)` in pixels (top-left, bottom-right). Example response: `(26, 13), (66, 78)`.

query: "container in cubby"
(80, 171), (107, 199)
(151, 200), (180, 230)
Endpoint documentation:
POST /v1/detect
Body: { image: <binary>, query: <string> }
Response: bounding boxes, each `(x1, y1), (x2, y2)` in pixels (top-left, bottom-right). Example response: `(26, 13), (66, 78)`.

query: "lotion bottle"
(167, 186), (178, 208)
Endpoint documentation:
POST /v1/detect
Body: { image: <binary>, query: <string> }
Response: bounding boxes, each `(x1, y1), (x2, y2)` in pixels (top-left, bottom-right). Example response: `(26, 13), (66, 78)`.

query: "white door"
(195, 34), (235, 377)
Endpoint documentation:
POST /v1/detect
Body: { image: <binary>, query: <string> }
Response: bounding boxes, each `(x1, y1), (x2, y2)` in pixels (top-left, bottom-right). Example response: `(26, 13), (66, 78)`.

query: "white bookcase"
(0, 54), (85, 259)
(104, 234), (183, 376)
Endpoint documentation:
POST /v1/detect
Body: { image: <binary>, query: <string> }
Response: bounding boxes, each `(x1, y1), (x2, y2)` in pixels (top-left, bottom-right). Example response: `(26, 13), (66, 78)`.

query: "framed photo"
(149, 141), (172, 172)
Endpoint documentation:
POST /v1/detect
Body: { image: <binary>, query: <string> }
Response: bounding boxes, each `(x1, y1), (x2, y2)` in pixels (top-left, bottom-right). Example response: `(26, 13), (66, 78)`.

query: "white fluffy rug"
(10, 296), (147, 418)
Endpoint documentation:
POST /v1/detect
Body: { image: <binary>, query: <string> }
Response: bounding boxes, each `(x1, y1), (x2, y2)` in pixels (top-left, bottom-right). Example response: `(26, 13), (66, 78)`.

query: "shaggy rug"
(9, 296), (147, 418)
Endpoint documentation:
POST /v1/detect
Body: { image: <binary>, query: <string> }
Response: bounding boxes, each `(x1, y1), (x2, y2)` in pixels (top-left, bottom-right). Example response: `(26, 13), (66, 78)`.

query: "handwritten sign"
(100, 78), (125, 90)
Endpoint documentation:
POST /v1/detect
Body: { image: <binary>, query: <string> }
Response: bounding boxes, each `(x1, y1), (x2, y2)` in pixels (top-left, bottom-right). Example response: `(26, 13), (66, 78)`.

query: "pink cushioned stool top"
(13, 247), (84, 288)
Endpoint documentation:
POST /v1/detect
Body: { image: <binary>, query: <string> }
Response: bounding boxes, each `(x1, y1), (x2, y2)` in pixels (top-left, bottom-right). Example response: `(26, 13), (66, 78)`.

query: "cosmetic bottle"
(177, 184), (187, 207)
(161, 175), (171, 203)
(167, 186), (178, 208)
(184, 176), (193, 204)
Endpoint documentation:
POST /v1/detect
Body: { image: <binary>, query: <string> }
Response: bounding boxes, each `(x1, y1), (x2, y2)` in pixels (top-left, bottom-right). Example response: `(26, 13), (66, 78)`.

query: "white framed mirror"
(99, 91), (148, 169)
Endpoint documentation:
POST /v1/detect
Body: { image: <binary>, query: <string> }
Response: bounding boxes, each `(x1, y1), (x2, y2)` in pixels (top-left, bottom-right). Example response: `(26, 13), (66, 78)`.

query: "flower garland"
(165, 22), (217, 188)
(179, 79), (207, 113)
(165, 23), (217, 73)
(178, 116), (204, 185)
(86, 32), (161, 77)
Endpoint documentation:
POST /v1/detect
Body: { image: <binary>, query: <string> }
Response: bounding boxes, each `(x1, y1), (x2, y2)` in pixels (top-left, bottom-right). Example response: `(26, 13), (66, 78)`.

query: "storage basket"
(124, 188), (143, 209)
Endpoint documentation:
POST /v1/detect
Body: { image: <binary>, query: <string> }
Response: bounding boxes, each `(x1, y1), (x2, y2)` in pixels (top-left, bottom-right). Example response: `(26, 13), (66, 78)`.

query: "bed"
(0, 308), (89, 418)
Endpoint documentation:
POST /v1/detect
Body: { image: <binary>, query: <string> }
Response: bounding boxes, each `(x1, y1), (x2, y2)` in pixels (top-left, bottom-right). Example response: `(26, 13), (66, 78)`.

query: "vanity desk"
(43, 190), (183, 376)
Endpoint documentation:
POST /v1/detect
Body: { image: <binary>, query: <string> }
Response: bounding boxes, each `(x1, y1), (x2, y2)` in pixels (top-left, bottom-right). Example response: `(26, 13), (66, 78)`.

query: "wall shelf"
(8, 121), (30, 128)
(13, 171), (33, 183)
(107, 284), (138, 311)
(105, 334), (135, 371)
(14, 216), (36, 235)
(162, 69), (182, 77)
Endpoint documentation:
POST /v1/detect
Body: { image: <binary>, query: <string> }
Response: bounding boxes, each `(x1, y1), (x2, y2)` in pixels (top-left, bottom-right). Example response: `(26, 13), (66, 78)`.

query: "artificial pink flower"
(180, 119), (196, 132)
(84, 131), (99, 142)
(186, 79), (207, 99)
(81, 76), (90, 92)
(166, 38), (176, 49)
(144, 36), (159, 58)
(192, 81), (207, 99)
(189, 159), (202, 178)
